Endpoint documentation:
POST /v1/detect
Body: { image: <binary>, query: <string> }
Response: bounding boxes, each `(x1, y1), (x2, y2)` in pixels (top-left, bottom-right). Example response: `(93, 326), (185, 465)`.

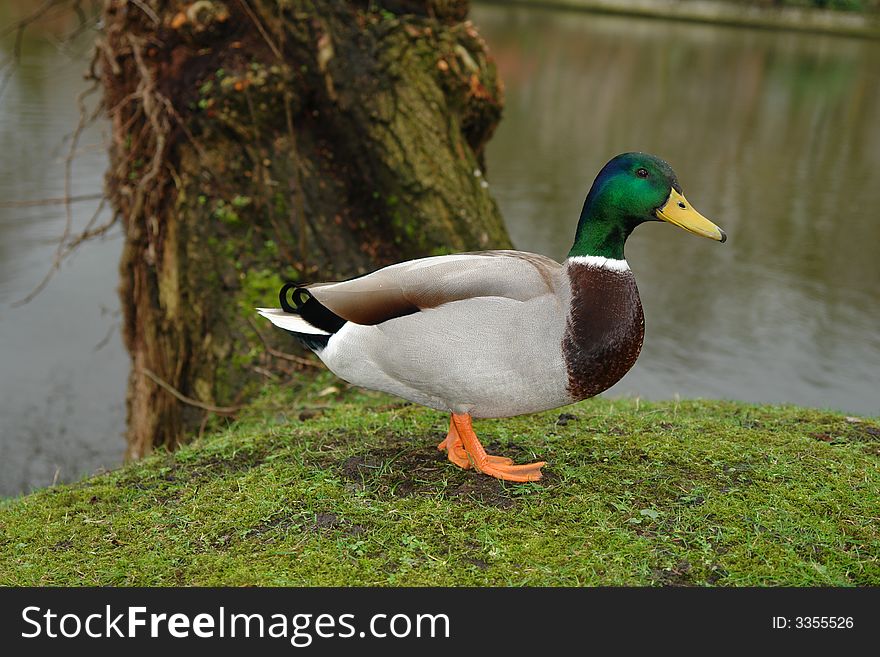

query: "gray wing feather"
(308, 251), (563, 325)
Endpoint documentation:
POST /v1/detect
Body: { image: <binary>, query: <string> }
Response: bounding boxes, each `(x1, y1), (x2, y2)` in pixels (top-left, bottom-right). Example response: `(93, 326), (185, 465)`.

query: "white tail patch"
(256, 308), (331, 335)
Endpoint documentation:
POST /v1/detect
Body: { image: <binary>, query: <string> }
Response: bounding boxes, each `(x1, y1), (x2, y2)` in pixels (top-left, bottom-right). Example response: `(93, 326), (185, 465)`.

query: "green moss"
(212, 199), (241, 225)
(1, 376), (877, 586)
(238, 269), (285, 313)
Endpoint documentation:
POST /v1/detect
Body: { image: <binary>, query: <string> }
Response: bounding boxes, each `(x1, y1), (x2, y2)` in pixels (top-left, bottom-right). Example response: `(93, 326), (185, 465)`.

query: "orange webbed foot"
(474, 459), (546, 483)
(438, 419), (518, 470)
(443, 413), (545, 482)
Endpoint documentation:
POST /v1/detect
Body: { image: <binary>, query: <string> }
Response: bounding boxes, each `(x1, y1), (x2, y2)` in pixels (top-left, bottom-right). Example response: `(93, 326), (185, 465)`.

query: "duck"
(258, 152), (726, 482)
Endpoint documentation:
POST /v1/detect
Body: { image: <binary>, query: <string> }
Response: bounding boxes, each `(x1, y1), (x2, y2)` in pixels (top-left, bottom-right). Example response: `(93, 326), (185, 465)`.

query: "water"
(475, 4), (880, 414)
(1, 7), (878, 496)
(0, 29), (127, 497)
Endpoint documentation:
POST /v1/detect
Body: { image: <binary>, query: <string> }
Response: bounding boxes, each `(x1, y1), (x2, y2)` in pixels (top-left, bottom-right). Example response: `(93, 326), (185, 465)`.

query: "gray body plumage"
(258, 251), (639, 418)
(315, 252), (573, 417)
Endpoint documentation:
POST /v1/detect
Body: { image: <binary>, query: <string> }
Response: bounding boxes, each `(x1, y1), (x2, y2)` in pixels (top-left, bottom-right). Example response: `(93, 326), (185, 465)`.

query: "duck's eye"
(636, 168), (649, 178)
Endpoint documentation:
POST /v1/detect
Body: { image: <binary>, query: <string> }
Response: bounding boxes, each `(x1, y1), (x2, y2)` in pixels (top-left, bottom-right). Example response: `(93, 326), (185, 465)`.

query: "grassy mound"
(1, 374), (877, 586)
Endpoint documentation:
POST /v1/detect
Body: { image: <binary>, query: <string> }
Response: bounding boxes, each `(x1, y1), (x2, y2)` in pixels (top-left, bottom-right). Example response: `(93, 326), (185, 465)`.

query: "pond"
(0, 28), (127, 498)
(475, 3), (880, 413)
(1, 4), (878, 496)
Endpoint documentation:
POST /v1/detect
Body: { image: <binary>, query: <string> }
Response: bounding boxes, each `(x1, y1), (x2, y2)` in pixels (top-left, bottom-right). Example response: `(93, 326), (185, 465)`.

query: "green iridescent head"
(569, 152), (726, 260)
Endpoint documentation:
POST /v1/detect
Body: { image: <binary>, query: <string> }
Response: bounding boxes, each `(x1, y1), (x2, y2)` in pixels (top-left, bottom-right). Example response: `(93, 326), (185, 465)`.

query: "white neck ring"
(567, 255), (630, 272)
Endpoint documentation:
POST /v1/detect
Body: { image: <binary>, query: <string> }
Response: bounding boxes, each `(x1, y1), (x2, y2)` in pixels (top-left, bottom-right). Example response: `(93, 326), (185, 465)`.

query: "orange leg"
(443, 413), (545, 483)
(437, 416), (515, 469)
(437, 418), (471, 469)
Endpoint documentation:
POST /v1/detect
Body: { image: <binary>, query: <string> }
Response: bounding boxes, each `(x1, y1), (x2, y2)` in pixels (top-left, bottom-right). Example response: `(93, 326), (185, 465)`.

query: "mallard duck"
(258, 153), (725, 482)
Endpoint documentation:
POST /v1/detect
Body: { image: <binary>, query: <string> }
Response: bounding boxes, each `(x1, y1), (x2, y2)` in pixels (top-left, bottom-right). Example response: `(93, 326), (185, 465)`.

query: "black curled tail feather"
(279, 282), (300, 314)
(279, 283), (347, 334)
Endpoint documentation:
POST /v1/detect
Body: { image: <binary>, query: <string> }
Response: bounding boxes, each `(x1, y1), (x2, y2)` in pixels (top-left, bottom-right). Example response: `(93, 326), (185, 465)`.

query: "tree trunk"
(97, 0), (510, 457)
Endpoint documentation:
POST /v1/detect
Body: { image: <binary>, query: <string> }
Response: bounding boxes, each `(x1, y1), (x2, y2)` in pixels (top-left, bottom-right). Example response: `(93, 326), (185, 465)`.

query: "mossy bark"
(98, 0), (509, 458)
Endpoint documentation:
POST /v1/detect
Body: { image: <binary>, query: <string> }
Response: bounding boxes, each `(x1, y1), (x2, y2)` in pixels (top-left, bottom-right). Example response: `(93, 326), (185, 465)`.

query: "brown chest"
(562, 263), (645, 400)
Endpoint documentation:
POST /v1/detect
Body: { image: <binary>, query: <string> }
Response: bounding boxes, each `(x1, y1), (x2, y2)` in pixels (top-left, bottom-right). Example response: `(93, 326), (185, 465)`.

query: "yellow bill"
(655, 188), (727, 243)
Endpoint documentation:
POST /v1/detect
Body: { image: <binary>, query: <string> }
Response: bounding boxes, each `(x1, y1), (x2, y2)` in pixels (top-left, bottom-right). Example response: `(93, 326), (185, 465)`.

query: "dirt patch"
(333, 439), (547, 508)
(462, 556), (490, 570)
(308, 511), (366, 537)
(651, 559), (694, 586)
(115, 441), (279, 496)
(187, 448), (271, 480)
(809, 422), (880, 446)
(847, 424), (880, 443)
(234, 508), (366, 546)
(448, 476), (516, 509)
(556, 413), (578, 427)
(313, 512), (341, 530)
(649, 549), (728, 586)
(340, 452), (390, 481)
(234, 513), (298, 543)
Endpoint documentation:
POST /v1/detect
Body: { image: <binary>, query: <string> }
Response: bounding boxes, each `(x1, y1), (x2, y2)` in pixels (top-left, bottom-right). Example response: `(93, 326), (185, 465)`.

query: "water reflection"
(475, 5), (880, 414)
(0, 30), (126, 497)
